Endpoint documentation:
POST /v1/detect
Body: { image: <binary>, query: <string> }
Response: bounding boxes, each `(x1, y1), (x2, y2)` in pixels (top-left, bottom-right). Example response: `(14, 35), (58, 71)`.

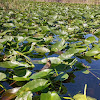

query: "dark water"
(64, 59), (100, 99)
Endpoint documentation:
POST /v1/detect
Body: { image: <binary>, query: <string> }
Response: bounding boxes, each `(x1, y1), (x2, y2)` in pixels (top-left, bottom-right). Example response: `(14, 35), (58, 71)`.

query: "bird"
(40, 60), (51, 71)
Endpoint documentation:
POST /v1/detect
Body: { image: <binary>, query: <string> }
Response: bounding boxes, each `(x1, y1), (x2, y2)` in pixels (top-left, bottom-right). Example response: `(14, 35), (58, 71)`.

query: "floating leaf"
(16, 51), (34, 67)
(63, 97), (73, 100)
(15, 91), (33, 100)
(85, 46), (100, 56)
(54, 72), (69, 81)
(1, 87), (21, 100)
(0, 43), (3, 49)
(0, 61), (31, 68)
(3, 23), (15, 28)
(15, 36), (27, 42)
(94, 54), (100, 59)
(87, 96), (97, 100)
(73, 93), (87, 100)
(13, 70), (31, 81)
(17, 79), (48, 95)
(51, 39), (66, 52)
(13, 76), (29, 81)
(40, 57), (63, 64)
(0, 72), (6, 81)
(76, 47), (87, 53)
(40, 91), (61, 100)
(0, 30), (14, 36)
(24, 42), (36, 54)
(41, 26), (50, 32)
(30, 69), (53, 79)
(84, 36), (96, 45)
(3, 36), (13, 41)
(82, 70), (90, 74)
(73, 93), (96, 100)
(34, 47), (50, 53)
(59, 48), (77, 60)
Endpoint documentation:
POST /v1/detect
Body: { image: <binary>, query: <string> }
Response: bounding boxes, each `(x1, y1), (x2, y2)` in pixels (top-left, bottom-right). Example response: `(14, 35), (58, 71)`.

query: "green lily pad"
(15, 91), (33, 100)
(54, 72), (69, 81)
(59, 48), (77, 60)
(1, 87), (21, 100)
(30, 69), (53, 79)
(17, 79), (48, 95)
(0, 72), (6, 81)
(40, 91), (61, 100)
(34, 47), (50, 53)
(85, 46), (100, 56)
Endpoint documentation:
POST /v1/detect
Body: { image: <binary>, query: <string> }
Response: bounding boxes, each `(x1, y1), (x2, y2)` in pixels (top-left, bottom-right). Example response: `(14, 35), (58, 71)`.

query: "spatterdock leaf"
(0, 43), (3, 49)
(73, 93), (96, 100)
(3, 23), (15, 28)
(54, 72), (69, 81)
(76, 47), (87, 53)
(73, 93), (87, 100)
(0, 72), (6, 81)
(0, 61), (31, 68)
(0, 30), (14, 36)
(59, 48), (77, 60)
(84, 36), (96, 45)
(13, 70), (31, 81)
(85, 46), (100, 56)
(15, 91), (33, 100)
(34, 47), (50, 53)
(40, 57), (63, 64)
(17, 79), (48, 95)
(13, 76), (30, 81)
(82, 70), (90, 74)
(41, 26), (50, 32)
(30, 69), (53, 79)
(51, 39), (67, 52)
(1, 87), (21, 100)
(94, 54), (100, 59)
(40, 91), (61, 100)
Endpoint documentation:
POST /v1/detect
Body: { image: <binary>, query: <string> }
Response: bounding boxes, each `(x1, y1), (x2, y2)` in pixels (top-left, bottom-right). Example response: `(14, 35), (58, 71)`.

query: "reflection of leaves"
(75, 62), (86, 70)
(62, 72), (76, 83)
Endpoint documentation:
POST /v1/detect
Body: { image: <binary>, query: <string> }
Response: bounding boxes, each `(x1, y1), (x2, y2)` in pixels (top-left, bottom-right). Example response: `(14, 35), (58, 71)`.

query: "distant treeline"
(34, 0), (100, 4)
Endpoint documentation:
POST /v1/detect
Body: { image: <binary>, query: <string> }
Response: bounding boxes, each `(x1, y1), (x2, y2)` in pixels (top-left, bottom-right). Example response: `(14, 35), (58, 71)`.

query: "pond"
(0, 1), (100, 100)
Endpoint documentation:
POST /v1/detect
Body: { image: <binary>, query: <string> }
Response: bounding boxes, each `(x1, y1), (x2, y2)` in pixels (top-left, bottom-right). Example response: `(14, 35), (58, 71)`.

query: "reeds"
(0, 0), (99, 10)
